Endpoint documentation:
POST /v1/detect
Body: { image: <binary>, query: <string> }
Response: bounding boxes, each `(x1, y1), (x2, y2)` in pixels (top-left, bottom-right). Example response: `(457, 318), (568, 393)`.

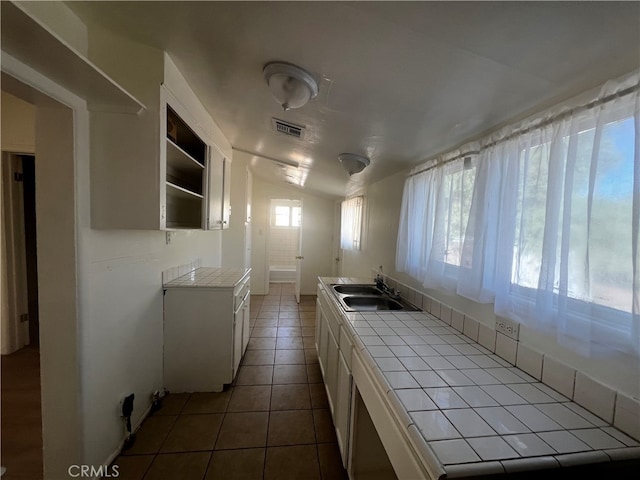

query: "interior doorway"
(1, 129), (42, 477)
(268, 198), (303, 301)
(0, 70), (81, 479)
(1, 153), (39, 350)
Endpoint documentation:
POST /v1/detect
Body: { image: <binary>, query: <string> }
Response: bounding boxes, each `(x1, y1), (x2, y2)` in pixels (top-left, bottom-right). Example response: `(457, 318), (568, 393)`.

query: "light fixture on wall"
(263, 62), (318, 111)
(338, 153), (370, 176)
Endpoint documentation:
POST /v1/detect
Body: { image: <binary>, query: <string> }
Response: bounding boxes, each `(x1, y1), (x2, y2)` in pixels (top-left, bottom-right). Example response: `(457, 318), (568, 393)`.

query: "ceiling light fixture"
(263, 61), (318, 111)
(338, 153), (370, 176)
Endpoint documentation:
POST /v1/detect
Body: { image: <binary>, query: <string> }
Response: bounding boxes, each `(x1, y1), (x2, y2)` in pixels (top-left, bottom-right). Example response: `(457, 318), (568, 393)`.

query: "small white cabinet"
(163, 268), (250, 392)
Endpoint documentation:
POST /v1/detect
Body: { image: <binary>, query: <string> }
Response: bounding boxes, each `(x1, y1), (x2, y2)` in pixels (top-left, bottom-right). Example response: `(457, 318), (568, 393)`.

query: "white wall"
(1, 91), (36, 153)
(340, 169), (640, 400)
(79, 24), (226, 468)
(222, 154), (250, 269)
(251, 177), (335, 295)
(6, 3), (231, 473)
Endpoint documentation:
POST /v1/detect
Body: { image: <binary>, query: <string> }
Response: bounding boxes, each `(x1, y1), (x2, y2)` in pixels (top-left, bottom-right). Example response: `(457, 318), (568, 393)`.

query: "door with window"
(269, 199), (303, 301)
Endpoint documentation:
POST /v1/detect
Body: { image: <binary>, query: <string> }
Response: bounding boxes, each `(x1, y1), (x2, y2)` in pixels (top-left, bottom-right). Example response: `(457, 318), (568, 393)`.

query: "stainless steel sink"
(329, 283), (420, 312)
(342, 296), (405, 311)
(332, 284), (383, 296)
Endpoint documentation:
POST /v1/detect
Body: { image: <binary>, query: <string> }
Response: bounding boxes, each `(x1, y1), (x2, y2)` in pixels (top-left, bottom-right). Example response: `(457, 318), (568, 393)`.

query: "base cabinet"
(316, 283), (353, 467)
(163, 273), (250, 392)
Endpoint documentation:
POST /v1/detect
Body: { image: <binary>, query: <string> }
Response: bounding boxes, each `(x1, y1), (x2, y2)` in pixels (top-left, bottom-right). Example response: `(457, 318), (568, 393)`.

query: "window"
(510, 117), (635, 314)
(271, 200), (301, 228)
(340, 196), (363, 250)
(395, 157), (476, 290)
(439, 158), (476, 269)
(397, 73), (639, 358)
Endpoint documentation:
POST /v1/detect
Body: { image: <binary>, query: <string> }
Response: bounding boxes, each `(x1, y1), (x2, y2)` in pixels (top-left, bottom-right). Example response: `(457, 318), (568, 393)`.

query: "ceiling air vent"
(272, 118), (305, 139)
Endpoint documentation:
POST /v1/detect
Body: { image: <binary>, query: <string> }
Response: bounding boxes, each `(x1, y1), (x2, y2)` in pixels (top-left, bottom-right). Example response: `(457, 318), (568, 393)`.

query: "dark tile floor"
(110, 283), (348, 480)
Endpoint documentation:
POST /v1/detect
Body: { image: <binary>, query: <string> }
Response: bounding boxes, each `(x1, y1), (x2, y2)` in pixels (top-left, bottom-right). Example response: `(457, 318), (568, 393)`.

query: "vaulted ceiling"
(66, 1), (640, 198)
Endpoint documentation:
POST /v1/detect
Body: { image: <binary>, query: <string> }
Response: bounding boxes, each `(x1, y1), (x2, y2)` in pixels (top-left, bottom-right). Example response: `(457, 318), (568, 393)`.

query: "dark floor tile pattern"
(108, 283), (348, 480)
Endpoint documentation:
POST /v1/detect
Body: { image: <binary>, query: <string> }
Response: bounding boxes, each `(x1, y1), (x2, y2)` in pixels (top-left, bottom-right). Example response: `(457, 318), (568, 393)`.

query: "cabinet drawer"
(234, 278), (250, 311)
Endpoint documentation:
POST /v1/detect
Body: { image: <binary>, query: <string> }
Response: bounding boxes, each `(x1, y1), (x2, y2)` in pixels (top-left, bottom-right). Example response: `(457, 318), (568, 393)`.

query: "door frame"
(2, 54), (84, 478)
(265, 196), (303, 298)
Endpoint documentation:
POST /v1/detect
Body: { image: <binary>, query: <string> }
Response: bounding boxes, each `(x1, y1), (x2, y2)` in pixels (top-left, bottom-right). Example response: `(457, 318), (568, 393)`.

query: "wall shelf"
(166, 181), (204, 200)
(0, 1), (145, 114)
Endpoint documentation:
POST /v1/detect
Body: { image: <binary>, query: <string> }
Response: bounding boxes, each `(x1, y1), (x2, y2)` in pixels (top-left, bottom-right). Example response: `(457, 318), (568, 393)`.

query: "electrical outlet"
(495, 316), (520, 340)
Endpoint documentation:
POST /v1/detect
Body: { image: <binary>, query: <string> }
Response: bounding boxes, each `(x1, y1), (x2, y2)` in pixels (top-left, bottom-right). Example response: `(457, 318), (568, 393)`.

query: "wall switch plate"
(495, 316), (520, 340)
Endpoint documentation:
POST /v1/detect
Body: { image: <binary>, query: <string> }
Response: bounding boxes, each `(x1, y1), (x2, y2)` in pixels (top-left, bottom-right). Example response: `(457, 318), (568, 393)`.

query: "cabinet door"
(241, 300), (251, 355)
(335, 350), (352, 467)
(207, 145), (224, 229)
(232, 310), (243, 379)
(326, 326), (339, 415)
(221, 157), (231, 229)
(317, 304), (329, 377)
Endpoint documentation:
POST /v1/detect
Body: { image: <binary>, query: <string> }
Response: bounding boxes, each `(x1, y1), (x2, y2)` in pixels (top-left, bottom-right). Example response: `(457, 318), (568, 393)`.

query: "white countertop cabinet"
(163, 268), (250, 392)
(316, 277), (640, 480)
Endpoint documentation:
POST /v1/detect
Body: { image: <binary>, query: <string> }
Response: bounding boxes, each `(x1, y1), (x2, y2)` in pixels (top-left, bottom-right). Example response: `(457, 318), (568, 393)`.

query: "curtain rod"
(232, 147), (300, 168)
(408, 83), (639, 178)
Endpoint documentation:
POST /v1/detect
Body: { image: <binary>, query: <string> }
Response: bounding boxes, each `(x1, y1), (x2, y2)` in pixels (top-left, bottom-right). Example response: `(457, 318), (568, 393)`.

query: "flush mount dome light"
(263, 61), (319, 111)
(338, 153), (370, 176)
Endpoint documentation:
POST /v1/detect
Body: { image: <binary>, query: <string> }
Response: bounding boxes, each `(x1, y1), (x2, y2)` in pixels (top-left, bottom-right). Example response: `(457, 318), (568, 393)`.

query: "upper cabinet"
(163, 101), (206, 229)
(91, 53), (232, 230)
(161, 86), (230, 230)
(207, 143), (231, 230)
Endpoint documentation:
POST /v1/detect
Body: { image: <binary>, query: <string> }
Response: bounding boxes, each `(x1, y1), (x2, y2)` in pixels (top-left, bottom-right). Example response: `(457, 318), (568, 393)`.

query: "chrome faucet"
(375, 274), (401, 300)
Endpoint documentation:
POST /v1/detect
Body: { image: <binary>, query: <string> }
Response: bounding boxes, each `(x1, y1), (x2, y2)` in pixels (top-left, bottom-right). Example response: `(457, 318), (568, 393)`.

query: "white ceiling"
(65, 1), (640, 199)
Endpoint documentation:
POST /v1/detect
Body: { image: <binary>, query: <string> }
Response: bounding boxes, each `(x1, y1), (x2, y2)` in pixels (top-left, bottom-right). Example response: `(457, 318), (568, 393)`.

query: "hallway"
(0, 345), (43, 480)
(109, 283), (348, 479)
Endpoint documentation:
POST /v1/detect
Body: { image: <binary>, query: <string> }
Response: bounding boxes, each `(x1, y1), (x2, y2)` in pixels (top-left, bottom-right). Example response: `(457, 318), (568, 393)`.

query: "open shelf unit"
(165, 106), (206, 229)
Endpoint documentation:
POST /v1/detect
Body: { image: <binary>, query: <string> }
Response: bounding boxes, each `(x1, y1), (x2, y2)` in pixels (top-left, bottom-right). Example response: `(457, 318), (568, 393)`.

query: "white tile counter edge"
(318, 276), (640, 479)
(163, 267), (251, 288)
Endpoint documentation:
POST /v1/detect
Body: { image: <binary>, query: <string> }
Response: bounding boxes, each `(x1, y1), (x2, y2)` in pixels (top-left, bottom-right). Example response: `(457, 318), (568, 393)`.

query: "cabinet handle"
(295, 256), (304, 260)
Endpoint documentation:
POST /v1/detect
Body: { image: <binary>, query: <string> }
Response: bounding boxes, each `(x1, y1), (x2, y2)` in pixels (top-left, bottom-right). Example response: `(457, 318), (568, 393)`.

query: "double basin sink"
(330, 284), (420, 312)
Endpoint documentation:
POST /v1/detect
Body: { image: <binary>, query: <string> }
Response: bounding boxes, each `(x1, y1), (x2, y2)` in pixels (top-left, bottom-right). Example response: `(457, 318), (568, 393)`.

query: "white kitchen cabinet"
(335, 347), (353, 466)
(162, 86), (232, 230)
(206, 144), (231, 230)
(163, 268), (250, 392)
(91, 53), (232, 230)
(316, 283), (353, 466)
(162, 97), (207, 229)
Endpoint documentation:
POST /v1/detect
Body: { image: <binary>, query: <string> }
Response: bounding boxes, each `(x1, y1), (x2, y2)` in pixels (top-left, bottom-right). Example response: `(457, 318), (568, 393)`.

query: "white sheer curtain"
(396, 157), (476, 290)
(397, 71), (639, 358)
(340, 196), (363, 250)
(396, 167), (437, 281)
(460, 82), (639, 357)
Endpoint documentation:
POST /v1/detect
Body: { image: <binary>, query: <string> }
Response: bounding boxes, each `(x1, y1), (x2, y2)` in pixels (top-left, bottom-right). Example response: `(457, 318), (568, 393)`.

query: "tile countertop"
(319, 277), (640, 478)
(163, 267), (250, 288)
